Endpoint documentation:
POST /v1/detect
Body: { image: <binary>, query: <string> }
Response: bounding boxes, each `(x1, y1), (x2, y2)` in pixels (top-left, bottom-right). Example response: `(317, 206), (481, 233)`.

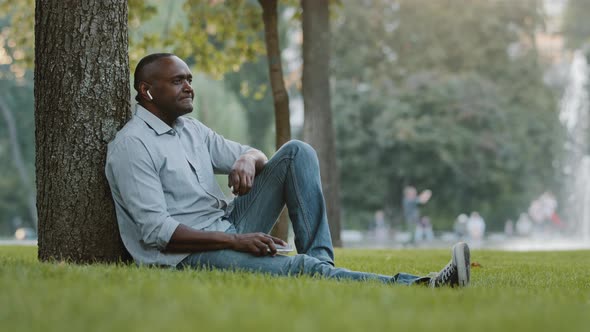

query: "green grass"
(1, 246), (589, 332)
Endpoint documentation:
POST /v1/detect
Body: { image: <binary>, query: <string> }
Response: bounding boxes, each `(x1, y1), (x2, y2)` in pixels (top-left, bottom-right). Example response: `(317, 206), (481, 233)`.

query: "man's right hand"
(165, 225), (288, 255)
(230, 232), (288, 256)
(419, 189), (432, 203)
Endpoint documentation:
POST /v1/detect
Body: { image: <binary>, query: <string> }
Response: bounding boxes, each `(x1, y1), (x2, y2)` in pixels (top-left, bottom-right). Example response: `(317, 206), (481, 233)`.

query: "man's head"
(404, 186), (417, 198)
(134, 53), (195, 122)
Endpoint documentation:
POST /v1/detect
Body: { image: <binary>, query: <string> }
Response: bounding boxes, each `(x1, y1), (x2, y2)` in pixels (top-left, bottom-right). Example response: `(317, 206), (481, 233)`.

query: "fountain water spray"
(559, 50), (590, 242)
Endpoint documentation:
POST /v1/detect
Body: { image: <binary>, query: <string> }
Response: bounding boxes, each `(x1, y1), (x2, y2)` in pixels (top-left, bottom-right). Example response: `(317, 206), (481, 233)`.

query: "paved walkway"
(0, 239), (37, 246)
(343, 231), (590, 251)
(2, 235), (589, 251)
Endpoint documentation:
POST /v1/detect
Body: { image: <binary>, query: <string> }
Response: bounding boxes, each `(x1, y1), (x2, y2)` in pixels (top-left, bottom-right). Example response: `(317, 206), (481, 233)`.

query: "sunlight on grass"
(1, 246), (589, 332)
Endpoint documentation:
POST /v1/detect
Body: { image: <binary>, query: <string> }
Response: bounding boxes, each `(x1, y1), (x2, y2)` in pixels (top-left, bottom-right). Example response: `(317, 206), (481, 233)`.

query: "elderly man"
(105, 53), (470, 287)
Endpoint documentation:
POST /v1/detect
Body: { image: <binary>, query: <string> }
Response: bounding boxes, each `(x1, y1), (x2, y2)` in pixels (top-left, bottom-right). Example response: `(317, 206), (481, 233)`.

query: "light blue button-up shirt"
(105, 105), (250, 266)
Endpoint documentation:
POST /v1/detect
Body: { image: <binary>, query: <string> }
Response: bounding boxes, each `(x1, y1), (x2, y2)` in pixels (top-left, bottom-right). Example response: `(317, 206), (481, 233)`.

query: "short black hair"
(133, 53), (175, 102)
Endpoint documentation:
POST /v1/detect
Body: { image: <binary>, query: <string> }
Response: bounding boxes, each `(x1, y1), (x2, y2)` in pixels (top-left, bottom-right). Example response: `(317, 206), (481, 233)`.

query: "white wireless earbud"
(147, 90), (153, 100)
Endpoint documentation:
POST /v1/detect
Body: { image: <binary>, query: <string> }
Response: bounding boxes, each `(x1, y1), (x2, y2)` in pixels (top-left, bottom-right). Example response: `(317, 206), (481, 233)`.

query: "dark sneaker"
(430, 242), (470, 288)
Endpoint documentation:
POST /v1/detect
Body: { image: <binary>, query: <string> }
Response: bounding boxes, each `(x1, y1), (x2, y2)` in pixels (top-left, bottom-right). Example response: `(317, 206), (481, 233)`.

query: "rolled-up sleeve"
(199, 122), (251, 174)
(106, 137), (179, 250)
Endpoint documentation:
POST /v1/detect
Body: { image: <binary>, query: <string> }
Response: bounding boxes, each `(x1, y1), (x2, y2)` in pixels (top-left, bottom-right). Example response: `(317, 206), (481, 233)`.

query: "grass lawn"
(1, 246), (589, 332)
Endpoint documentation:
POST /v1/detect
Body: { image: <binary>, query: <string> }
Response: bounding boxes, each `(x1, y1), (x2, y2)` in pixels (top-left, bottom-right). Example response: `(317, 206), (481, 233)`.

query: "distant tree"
(258, 0), (292, 240)
(332, 0), (560, 230)
(301, 0), (341, 246)
(35, 0), (130, 262)
(224, 58), (275, 154)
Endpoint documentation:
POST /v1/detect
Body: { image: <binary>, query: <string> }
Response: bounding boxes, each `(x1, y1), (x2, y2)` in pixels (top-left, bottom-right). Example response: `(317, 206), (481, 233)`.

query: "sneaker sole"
(452, 243), (470, 287)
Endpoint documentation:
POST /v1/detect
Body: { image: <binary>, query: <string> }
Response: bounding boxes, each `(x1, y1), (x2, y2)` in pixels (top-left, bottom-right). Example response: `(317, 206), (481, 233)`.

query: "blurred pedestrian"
(402, 186), (432, 236)
(516, 213), (533, 236)
(415, 216), (434, 242)
(466, 211), (485, 245)
(504, 219), (514, 237)
(374, 210), (389, 241)
(454, 213), (468, 240)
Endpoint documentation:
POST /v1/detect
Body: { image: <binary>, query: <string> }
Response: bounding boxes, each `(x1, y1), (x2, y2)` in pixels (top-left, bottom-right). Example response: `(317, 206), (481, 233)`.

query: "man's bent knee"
(279, 140), (317, 159)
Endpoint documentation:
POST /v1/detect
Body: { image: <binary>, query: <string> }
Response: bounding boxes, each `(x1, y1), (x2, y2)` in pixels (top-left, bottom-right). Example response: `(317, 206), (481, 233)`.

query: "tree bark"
(301, 0), (342, 246)
(35, 0), (131, 263)
(259, 0), (291, 241)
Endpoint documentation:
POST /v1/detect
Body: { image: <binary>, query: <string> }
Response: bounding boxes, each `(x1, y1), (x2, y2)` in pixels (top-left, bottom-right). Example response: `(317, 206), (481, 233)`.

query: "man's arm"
(228, 149), (268, 196)
(107, 138), (283, 256)
(418, 189), (432, 204)
(196, 120), (266, 195)
(165, 223), (286, 256)
(106, 137), (181, 250)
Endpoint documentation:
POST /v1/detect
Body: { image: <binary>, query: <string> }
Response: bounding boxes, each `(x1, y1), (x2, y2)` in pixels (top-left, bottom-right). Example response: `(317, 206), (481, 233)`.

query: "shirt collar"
(135, 104), (185, 136)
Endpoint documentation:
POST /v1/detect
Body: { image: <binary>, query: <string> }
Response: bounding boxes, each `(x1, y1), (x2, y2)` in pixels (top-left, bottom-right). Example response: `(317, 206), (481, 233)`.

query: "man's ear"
(138, 82), (152, 101)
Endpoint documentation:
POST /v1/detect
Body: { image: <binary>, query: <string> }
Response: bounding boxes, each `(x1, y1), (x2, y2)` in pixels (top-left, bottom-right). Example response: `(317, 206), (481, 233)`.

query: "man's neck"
(138, 102), (177, 127)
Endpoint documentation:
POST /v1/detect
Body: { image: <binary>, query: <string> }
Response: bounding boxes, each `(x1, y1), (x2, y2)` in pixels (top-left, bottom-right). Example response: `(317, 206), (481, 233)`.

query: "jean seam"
(231, 155), (292, 231)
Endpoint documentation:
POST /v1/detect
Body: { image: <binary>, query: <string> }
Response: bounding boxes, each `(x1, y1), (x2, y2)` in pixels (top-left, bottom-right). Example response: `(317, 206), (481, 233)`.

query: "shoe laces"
(430, 261), (455, 287)
(439, 262), (455, 281)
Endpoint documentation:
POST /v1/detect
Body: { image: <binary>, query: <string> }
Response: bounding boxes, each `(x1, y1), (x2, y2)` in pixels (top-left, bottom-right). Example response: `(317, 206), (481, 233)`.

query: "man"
(105, 53), (470, 287)
(402, 186), (432, 243)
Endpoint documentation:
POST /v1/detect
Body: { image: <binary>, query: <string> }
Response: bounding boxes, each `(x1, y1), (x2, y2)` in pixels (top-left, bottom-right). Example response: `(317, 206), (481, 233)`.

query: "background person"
(402, 186), (432, 243)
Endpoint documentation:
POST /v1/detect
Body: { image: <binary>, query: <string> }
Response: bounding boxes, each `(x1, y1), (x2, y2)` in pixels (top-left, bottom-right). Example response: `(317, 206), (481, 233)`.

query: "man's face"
(149, 56), (194, 117)
(406, 187), (417, 198)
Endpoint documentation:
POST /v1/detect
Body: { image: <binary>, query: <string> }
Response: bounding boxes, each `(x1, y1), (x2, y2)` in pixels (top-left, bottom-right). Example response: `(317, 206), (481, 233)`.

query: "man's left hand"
(229, 155), (256, 196)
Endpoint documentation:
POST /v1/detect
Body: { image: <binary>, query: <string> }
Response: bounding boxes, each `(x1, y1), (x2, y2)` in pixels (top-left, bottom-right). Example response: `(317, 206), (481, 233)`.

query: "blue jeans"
(178, 140), (424, 285)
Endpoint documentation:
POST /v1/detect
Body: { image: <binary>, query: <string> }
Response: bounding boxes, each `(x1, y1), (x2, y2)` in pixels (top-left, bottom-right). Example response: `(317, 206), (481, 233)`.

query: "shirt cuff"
(156, 217), (181, 250)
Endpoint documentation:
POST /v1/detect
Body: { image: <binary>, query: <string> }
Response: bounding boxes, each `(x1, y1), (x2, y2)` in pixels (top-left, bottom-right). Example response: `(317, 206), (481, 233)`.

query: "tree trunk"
(35, 0), (131, 263)
(259, 0), (291, 241)
(301, 0), (342, 246)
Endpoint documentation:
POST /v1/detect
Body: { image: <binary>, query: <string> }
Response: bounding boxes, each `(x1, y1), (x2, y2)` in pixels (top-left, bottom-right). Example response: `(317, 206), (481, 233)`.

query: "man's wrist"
(239, 154), (256, 164)
(226, 233), (238, 250)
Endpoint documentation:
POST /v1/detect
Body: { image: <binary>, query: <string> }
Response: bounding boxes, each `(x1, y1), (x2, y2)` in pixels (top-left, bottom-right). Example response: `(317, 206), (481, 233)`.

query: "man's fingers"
(267, 234), (288, 246)
(248, 243), (261, 256)
(262, 237), (277, 255)
(239, 174), (253, 195)
(246, 175), (253, 189)
(254, 240), (271, 256)
(229, 173), (240, 195)
(251, 242), (265, 256)
(244, 175), (253, 194)
(230, 172), (251, 196)
(237, 233), (283, 256)
(228, 173), (237, 187)
(240, 176), (252, 195)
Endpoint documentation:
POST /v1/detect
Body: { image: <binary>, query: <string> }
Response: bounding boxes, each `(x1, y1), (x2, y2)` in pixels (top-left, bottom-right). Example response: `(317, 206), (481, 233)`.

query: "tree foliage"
(563, 0), (590, 50)
(0, 0), (271, 234)
(0, 0), (157, 70)
(332, 0), (561, 230)
(130, 0), (266, 78)
(0, 0), (567, 236)
(223, 56), (276, 153)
